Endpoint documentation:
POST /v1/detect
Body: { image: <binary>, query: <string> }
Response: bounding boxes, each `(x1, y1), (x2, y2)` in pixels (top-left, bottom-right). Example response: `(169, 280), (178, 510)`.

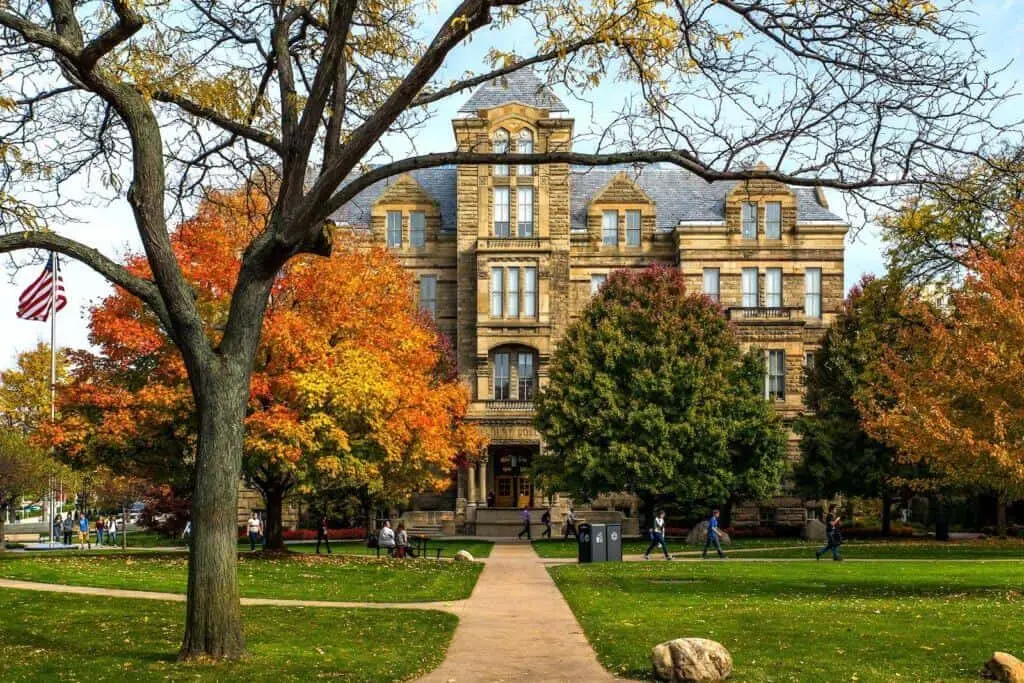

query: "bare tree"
(0, 0), (1017, 660)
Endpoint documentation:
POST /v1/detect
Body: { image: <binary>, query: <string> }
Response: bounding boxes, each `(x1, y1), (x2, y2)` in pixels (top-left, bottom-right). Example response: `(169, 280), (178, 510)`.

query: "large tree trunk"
(880, 490), (892, 537)
(261, 485), (286, 551)
(996, 497), (1008, 538)
(179, 370), (248, 661)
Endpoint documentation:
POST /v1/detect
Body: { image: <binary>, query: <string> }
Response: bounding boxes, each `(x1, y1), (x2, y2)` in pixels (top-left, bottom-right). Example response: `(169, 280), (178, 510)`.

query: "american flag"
(17, 254), (67, 322)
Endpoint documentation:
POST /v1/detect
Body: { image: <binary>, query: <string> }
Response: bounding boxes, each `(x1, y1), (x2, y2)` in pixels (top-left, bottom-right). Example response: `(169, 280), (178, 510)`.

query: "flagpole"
(50, 252), (57, 423)
(49, 253), (57, 548)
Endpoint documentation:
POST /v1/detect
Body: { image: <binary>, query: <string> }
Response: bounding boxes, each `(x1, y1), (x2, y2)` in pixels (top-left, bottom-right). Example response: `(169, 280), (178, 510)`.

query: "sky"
(2, 0), (1023, 370)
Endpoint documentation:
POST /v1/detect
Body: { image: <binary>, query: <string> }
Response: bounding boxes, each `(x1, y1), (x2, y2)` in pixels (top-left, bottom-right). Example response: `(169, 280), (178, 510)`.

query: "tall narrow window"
(590, 273), (607, 295)
(386, 211), (402, 248)
(766, 268), (782, 308)
(602, 210), (618, 246)
(766, 202), (782, 240)
(767, 350), (786, 400)
(506, 266), (520, 317)
(804, 351), (815, 370)
(742, 268), (759, 307)
(410, 211), (426, 247)
(490, 268), (503, 317)
(493, 129), (509, 176)
(517, 187), (534, 237)
(517, 353), (535, 401)
(805, 268), (822, 318)
(419, 275), (437, 318)
(493, 352), (510, 400)
(742, 202), (758, 240)
(703, 268), (720, 304)
(626, 210), (641, 247)
(517, 129), (533, 176)
(523, 267), (537, 317)
(493, 187), (510, 237)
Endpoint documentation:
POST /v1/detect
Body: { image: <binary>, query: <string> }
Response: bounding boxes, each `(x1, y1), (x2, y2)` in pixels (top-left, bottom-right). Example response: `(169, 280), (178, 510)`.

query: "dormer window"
(493, 129), (509, 177)
(386, 211), (402, 248)
(766, 202), (782, 240)
(517, 129), (534, 176)
(741, 202), (757, 240)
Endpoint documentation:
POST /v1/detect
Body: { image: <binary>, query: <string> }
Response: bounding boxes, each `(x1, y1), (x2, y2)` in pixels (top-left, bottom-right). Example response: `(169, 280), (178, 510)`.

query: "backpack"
(366, 533), (379, 549)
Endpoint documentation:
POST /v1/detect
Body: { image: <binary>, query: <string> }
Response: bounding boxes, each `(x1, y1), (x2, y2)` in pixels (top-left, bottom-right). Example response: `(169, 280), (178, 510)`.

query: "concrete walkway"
(417, 543), (621, 683)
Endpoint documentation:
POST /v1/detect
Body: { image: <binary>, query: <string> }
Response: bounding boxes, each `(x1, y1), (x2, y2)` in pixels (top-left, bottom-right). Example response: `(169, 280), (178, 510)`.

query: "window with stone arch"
(493, 128), (509, 176)
(517, 128), (534, 176)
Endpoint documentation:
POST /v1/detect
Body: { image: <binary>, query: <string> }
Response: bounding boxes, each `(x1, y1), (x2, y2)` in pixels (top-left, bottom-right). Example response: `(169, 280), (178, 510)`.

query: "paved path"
(0, 577), (460, 611)
(417, 543), (623, 683)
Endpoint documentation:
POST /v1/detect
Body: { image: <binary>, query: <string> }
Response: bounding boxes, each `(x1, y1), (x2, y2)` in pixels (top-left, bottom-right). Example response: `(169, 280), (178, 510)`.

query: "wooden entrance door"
(495, 475), (533, 508)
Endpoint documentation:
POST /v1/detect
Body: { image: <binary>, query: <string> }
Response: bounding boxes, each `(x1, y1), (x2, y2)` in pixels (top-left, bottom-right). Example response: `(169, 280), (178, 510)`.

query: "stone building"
(333, 71), (847, 533)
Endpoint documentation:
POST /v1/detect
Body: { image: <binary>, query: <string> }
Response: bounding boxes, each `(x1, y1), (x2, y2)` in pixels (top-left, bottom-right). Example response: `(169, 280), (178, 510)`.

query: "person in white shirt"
(247, 513), (261, 551)
(643, 509), (673, 561)
(563, 506), (577, 540)
(108, 515), (118, 544)
(378, 519), (396, 557)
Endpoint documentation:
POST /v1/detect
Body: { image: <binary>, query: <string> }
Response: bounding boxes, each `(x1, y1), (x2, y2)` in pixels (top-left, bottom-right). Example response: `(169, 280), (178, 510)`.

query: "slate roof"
(458, 70), (568, 113)
(330, 163), (845, 232)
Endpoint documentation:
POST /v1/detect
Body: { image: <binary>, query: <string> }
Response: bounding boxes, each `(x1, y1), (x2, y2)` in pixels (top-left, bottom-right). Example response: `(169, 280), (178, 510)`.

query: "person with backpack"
(816, 506), (843, 561)
(702, 508), (726, 559)
(316, 516), (331, 555)
(643, 510), (672, 560)
(540, 508), (552, 539)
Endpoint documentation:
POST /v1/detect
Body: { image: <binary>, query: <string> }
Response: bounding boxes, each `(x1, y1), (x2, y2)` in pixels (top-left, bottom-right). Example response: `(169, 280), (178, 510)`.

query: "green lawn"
(0, 552), (480, 602)
(0, 589), (454, 682)
(550, 560), (1024, 681)
(737, 538), (1024, 560)
(531, 537), (807, 558)
(287, 539), (494, 558)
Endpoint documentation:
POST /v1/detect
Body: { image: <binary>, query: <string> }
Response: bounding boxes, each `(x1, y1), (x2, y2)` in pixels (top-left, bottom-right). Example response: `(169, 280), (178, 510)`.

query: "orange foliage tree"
(862, 237), (1024, 535)
(49, 190), (484, 548)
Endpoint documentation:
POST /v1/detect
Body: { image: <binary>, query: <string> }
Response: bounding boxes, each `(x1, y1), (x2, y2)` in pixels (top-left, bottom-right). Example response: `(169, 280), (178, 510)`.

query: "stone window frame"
(419, 274), (437, 318)
(487, 121), (539, 237)
(488, 261), (540, 321)
(805, 267), (822, 318)
(386, 210), (402, 248)
(766, 349), (786, 400)
(625, 209), (642, 247)
(702, 268), (720, 303)
(488, 344), (540, 402)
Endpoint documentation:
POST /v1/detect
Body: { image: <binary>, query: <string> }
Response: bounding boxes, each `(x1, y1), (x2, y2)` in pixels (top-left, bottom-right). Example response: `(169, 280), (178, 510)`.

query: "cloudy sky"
(2, 0), (1023, 370)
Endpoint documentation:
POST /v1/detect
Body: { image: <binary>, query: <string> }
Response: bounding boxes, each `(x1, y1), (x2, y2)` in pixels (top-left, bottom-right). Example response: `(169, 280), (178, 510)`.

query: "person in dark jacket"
(316, 516), (331, 555)
(816, 505), (843, 561)
(540, 508), (552, 539)
(62, 512), (74, 545)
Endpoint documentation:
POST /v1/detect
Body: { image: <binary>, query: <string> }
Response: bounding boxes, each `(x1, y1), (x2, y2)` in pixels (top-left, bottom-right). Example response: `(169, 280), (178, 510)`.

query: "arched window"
(517, 129), (533, 176)
(493, 129), (509, 177)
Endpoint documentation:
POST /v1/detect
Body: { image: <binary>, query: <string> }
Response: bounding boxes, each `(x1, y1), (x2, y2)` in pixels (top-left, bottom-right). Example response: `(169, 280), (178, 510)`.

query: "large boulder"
(686, 521), (731, 546)
(803, 518), (827, 542)
(983, 652), (1024, 682)
(651, 638), (732, 682)
(453, 550), (474, 562)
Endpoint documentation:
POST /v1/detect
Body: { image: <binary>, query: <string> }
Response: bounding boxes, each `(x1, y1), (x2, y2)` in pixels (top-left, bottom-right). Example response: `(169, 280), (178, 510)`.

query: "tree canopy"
(534, 266), (786, 517)
(46, 189), (484, 548)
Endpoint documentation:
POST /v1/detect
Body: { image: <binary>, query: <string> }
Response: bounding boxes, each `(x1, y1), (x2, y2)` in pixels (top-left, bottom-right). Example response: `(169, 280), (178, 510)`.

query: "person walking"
(563, 506), (577, 540)
(315, 516), (331, 555)
(816, 506), (843, 561)
(108, 515), (118, 545)
(95, 517), (105, 547)
(644, 510), (672, 560)
(540, 508), (552, 539)
(516, 507), (532, 540)
(247, 512), (261, 551)
(702, 509), (726, 559)
(62, 512), (74, 545)
(77, 512), (90, 550)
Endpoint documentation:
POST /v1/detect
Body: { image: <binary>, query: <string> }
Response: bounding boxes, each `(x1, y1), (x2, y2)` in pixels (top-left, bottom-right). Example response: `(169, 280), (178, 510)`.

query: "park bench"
(4, 533), (40, 543)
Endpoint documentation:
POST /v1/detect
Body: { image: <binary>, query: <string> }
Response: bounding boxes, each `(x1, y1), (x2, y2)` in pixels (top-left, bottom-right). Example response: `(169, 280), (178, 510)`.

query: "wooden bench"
(4, 533), (40, 543)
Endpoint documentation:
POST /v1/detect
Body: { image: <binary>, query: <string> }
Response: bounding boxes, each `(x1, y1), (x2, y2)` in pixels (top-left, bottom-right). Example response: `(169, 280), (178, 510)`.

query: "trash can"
(606, 522), (622, 562)
(577, 523), (594, 563)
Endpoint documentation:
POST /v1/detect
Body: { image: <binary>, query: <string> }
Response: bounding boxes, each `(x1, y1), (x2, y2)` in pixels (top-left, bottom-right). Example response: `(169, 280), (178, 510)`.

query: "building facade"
(335, 71), (847, 531)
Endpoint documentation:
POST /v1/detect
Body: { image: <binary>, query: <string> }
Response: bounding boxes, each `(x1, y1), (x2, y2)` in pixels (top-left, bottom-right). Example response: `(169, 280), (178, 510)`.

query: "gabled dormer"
(725, 164), (798, 242)
(371, 173), (441, 249)
(585, 172), (656, 249)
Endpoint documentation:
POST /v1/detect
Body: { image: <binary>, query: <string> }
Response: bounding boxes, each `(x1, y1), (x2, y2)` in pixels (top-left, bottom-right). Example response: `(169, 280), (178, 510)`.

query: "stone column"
(478, 459), (489, 505)
(467, 464), (477, 503)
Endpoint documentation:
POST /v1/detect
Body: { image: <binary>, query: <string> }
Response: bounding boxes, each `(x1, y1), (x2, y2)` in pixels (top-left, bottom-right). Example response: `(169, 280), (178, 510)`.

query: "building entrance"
(491, 446), (535, 508)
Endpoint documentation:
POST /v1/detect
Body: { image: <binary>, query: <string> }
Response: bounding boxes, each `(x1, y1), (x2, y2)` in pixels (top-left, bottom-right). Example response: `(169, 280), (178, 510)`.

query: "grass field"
(550, 559), (1024, 681)
(736, 538), (1024, 560)
(0, 552), (480, 602)
(531, 537), (805, 558)
(0, 589), (454, 682)
(288, 539), (495, 558)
